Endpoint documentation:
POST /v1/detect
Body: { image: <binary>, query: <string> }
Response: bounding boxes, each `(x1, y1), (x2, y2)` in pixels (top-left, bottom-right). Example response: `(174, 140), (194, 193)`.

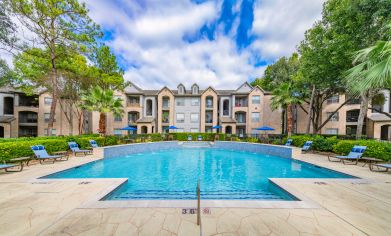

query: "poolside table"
(361, 157), (383, 167)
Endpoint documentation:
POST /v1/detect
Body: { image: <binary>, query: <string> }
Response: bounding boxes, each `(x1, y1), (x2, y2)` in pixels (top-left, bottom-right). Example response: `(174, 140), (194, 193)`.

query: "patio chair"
(0, 163), (23, 172)
(328, 145), (367, 165)
(285, 139), (293, 146)
(31, 145), (68, 164)
(197, 135), (202, 141)
(301, 141), (313, 152)
(89, 140), (99, 148)
(369, 162), (391, 172)
(68, 142), (92, 156)
(188, 135), (193, 141)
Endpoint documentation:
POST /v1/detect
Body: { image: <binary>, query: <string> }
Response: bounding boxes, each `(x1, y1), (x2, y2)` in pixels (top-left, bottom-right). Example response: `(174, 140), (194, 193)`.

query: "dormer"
(177, 83), (186, 95)
(191, 83), (199, 94)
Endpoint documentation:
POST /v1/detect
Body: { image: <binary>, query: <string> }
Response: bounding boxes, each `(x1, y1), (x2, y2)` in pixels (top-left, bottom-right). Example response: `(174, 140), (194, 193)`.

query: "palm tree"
(270, 83), (303, 136)
(346, 40), (391, 138)
(346, 40), (391, 93)
(81, 86), (123, 135)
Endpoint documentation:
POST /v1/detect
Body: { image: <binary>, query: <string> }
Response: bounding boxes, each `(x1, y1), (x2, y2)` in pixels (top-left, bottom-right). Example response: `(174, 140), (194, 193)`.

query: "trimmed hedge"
(288, 135), (391, 160)
(0, 135), (120, 162)
(1, 133), (390, 162)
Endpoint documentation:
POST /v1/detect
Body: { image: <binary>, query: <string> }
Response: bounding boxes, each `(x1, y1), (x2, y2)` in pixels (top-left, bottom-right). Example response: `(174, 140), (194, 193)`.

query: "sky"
(86, 0), (324, 89)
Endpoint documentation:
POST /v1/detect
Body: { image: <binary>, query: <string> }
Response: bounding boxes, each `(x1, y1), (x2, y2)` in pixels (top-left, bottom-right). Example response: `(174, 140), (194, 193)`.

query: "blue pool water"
(43, 148), (355, 200)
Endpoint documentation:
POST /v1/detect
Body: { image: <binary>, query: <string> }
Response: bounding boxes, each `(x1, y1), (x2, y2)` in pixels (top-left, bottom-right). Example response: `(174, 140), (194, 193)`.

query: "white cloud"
(83, 0), (324, 89)
(251, 0), (324, 60)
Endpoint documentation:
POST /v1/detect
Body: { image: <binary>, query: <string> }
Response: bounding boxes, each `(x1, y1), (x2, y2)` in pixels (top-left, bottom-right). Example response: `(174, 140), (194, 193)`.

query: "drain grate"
(31, 182), (50, 184)
(78, 181), (91, 185)
(314, 182), (327, 185)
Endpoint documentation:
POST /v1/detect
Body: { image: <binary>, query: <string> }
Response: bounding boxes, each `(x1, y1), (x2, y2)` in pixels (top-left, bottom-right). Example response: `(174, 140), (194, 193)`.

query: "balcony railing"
(127, 102), (140, 107)
(346, 116), (359, 122)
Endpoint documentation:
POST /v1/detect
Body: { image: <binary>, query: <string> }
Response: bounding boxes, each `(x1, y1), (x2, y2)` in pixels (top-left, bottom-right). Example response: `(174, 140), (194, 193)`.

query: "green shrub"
(333, 140), (391, 160)
(0, 139), (69, 161)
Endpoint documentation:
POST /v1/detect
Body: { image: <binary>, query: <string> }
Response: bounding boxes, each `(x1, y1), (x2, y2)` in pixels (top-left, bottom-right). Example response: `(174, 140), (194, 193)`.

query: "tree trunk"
(287, 104), (293, 136)
(99, 112), (106, 135)
(306, 85), (315, 134)
(47, 50), (57, 136)
(281, 109), (286, 135)
(69, 104), (73, 135)
(356, 92), (369, 139)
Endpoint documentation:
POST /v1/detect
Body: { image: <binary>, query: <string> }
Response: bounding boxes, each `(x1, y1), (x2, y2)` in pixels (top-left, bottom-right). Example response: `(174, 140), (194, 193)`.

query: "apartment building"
(0, 87), (88, 138)
(0, 84), (390, 141)
(295, 89), (391, 140)
(106, 82), (282, 136)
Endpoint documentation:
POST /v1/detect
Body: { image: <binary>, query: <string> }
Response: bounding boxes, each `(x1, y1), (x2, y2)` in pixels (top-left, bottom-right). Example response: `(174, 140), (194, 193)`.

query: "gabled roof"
(201, 86), (218, 95)
(124, 82), (144, 94)
(158, 86), (174, 95)
(234, 82), (253, 94)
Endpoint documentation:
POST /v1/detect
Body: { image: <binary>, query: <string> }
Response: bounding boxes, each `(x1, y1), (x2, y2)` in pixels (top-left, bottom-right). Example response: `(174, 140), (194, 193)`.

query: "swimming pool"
(43, 146), (355, 201)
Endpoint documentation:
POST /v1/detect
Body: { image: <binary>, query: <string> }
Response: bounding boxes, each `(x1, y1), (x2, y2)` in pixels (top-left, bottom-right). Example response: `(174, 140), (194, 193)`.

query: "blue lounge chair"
(187, 135), (193, 141)
(285, 139), (293, 146)
(301, 141), (313, 152)
(31, 145), (68, 164)
(328, 145), (367, 165)
(89, 140), (99, 148)
(370, 163), (391, 172)
(197, 135), (202, 141)
(68, 142), (92, 156)
(0, 163), (23, 172)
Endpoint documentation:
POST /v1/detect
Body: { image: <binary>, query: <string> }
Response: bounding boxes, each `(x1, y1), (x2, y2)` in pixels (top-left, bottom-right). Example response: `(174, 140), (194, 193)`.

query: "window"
(176, 98), (185, 106)
(113, 129), (122, 136)
(191, 98), (200, 106)
(146, 99), (153, 116)
(251, 112), (260, 122)
(44, 128), (57, 136)
(178, 86), (185, 95)
(190, 113), (199, 123)
(190, 128), (199, 133)
(44, 113), (50, 122)
(114, 95), (122, 101)
(325, 128), (338, 135)
(114, 114), (122, 122)
(326, 112), (339, 121)
(192, 86), (198, 94)
(327, 95), (339, 104)
(176, 113), (185, 123)
(206, 97), (213, 108)
(251, 128), (258, 134)
(162, 97), (170, 108)
(44, 97), (52, 105)
(252, 95), (260, 104)
(176, 128), (184, 133)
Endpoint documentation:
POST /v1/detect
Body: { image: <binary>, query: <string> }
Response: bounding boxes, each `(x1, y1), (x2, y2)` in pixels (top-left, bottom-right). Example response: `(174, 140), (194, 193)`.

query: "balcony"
(235, 97), (248, 107)
(346, 110), (360, 123)
(127, 96), (140, 107)
(235, 113), (246, 124)
(18, 94), (39, 107)
(19, 111), (38, 126)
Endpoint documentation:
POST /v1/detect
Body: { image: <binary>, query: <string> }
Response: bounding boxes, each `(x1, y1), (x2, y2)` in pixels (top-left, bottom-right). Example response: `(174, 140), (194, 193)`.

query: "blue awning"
(120, 126), (137, 131)
(255, 126), (275, 131)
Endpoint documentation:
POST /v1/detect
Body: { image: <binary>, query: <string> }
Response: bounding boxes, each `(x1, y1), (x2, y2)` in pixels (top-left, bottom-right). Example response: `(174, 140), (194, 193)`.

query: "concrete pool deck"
(0, 143), (391, 235)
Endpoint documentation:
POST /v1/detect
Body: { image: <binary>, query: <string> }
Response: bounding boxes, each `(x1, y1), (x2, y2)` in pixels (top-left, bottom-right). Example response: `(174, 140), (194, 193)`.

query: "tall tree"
(298, 0), (391, 135)
(80, 86), (123, 135)
(9, 0), (101, 135)
(91, 45), (124, 90)
(252, 53), (305, 134)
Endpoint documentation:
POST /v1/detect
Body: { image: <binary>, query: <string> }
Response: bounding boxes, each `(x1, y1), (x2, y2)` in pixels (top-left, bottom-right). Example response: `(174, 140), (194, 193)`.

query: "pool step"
(108, 189), (284, 200)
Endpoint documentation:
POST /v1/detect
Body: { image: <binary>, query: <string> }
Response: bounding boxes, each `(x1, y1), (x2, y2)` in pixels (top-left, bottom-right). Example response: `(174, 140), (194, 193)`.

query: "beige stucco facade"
(1, 86), (390, 140)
